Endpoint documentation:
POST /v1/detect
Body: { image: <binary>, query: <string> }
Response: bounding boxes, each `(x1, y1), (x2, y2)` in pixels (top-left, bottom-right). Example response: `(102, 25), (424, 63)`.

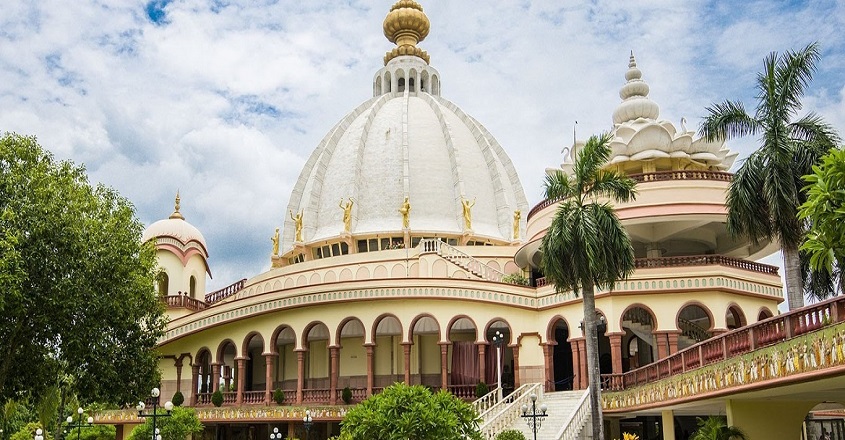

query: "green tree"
(495, 430), (526, 440)
(800, 147), (845, 293)
(700, 43), (840, 310)
(127, 407), (202, 440)
(540, 132), (637, 440)
(340, 383), (482, 440)
(0, 133), (166, 405)
(690, 416), (747, 440)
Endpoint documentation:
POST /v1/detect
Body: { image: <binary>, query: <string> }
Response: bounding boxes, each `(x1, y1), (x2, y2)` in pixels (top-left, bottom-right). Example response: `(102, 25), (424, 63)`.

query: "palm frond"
(573, 133), (614, 193)
(755, 51), (779, 123)
(789, 112), (841, 145)
(802, 248), (836, 301)
(775, 42), (820, 120)
(543, 169), (575, 201)
(589, 169), (637, 204)
(699, 100), (759, 141)
(762, 156), (803, 249)
(726, 152), (773, 243)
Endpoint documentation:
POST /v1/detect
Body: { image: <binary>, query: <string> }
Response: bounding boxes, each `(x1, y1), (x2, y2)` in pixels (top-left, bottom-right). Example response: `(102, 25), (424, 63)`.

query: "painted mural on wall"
(603, 322), (845, 411)
(95, 406), (349, 423)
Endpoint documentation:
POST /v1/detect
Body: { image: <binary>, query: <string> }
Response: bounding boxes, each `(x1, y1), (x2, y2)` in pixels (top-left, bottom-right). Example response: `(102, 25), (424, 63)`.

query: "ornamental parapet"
(602, 296), (845, 412)
(94, 405), (348, 425)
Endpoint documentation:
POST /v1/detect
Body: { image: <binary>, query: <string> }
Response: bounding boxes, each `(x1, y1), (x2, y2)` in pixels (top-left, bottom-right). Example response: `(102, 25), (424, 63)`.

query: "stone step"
(506, 391), (587, 440)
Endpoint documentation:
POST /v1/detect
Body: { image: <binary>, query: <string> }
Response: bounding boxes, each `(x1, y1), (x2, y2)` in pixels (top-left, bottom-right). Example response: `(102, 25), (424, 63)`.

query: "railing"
(535, 277), (549, 287)
(635, 255), (779, 275)
(195, 393), (212, 405)
(162, 294), (208, 311)
(554, 390), (591, 440)
(472, 387), (500, 418)
(448, 384), (477, 400)
(479, 383), (541, 440)
(302, 388), (331, 403)
(205, 278), (247, 304)
(601, 295), (845, 392)
(242, 391), (265, 404)
(527, 170), (733, 220)
(337, 387), (367, 404)
(419, 239), (505, 283)
(222, 391), (236, 405)
(678, 318), (711, 343)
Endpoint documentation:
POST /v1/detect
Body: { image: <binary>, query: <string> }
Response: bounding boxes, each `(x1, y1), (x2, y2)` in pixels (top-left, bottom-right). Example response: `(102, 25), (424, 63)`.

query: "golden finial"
(383, 0), (431, 65)
(169, 191), (184, 220)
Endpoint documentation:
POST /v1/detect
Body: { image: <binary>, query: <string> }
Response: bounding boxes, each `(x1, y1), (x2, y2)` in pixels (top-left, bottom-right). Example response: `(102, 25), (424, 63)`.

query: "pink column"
(402, 342), (412, 384)
(365, 344), (375, 397)
(477, 343), (487, 386)
(295, 349), (306, 404)
(608, 332), (624, 375)
(212, 363), (221, 393)
(570, 338), (581, 390)
(264, 353), (275, 405)
(190, 365), (200, 406)
(439, 343), (449, 391)
(330, 346), (340, 404)
(235, 357), (246, 405)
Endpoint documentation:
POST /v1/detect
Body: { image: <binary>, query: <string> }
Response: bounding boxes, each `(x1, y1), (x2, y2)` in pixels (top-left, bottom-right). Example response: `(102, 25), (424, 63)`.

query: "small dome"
(142, 193), (209, 254)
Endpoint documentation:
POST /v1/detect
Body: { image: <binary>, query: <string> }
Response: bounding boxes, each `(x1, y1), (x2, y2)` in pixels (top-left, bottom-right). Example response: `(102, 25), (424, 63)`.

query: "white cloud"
(1, 0), (843, 292)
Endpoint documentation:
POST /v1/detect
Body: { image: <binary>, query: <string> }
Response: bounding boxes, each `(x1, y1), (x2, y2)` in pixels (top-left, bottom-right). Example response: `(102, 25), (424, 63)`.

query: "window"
(357, 239), (368, 253)
(189, 276), (196, 299)
(157, 272), (168, 296)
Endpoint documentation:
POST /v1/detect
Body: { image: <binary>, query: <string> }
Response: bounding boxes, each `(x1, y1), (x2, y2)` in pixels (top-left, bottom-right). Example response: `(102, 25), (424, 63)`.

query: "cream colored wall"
(339, 337), (367, 376)
(154, 250), (207, 299)
(727, 399), (817, 440)
(308, 340), (329, 378)
(373, 335), (402, 375)
(416, 334), (440, 374)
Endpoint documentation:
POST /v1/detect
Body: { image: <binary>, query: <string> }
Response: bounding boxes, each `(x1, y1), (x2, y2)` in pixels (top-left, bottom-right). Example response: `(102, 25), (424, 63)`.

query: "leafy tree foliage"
(0, 133), (166, 405)
(690, 416), (747, 440)
(700, 43), (840, 309)
(10, 422), (51, 440)
(340, 383), (482, 440)
(540, 132), (637, 440)
(800, 147), (845, 293)
(495, 430), (526, 440)
(127, 407), (202, 440)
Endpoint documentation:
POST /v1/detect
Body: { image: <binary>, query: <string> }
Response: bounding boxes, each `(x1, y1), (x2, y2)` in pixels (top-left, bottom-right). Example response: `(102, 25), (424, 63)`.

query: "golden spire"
(169, 191), (184, 220)
(383, 0), (430, 65)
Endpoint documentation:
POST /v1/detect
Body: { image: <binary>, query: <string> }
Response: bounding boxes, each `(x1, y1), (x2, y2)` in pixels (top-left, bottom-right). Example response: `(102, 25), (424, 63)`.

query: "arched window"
(398, 78), (406, 92)
(189, 276), (197, 299)
(157, 272), (169, 296)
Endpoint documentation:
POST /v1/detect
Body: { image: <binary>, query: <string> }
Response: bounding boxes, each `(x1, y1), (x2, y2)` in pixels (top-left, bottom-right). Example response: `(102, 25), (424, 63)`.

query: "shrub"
(502, 273), (529, 286)
(171, 390), (184, 407)
(495, 430), (526, 440)
(341, 386), (353, 404)
(273, 388), (285, 405)
(211, 390), (223, 407)
(475, 381), (489, 398)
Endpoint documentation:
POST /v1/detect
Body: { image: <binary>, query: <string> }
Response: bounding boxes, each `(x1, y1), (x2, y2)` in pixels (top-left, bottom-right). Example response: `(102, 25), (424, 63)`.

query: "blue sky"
(1, 0), (844, 292)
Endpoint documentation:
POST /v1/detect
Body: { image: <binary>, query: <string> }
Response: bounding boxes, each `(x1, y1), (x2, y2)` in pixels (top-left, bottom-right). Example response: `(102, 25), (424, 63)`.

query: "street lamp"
(302, 410), (313, 440)
(65, 407), (94, 440)
(269, 427), (280, 440)
(136, 388), (174, 440)
(520, 393), (548, 440)
(33, 428), (43, 440)
(492, 330), (505, 400)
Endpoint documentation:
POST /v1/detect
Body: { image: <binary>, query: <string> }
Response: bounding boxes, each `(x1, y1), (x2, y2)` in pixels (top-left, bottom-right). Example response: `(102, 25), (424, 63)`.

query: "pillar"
(608, 333), (624, 375)
(653, 332), (668, 360)
(477, 343), (487, 386)
(211, 363), (221, 392)
(174, 359), (183, 393)
(608, 418), (621, 440)
(264, 353), (275, 405)
(190, 365), (200, 406)
(511, 345), (521, 388)
(439, 343), (449, 391)
(661, 410), (675, 440)
(726, 400), (815, 440)
(330, 346), (340, 404)
(578, 339), (588, 390)
(402, 342), (412, 384)
(542, 343), (553, 391)
(365, 344), (374, 397)
(295, 349), (306, 404)
(235, 357), (246, 404)
(667, 332), (680, 355)
(570, 338), (581, 390)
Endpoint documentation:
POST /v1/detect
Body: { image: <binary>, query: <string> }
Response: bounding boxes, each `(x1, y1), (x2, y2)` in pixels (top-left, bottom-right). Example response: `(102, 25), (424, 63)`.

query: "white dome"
(143, 217), (208, 251)
(282, 57), (528, 253)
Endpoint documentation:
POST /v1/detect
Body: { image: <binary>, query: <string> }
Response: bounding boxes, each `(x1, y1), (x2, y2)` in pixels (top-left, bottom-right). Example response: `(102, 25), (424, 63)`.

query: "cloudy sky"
(2, 0), (844, 292)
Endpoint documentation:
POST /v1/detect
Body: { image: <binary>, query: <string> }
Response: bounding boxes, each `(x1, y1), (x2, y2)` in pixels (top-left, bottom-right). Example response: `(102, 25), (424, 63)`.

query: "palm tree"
(700, 42), (840, 310)
(540, 132), (637, 440)
(691, 416), (747, 440)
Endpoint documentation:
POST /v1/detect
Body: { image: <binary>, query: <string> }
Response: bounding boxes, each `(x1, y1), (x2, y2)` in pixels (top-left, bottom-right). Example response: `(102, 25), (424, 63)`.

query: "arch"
(355, 266), (370, 280)
(431, 74), (440, 95)
(504, 261), (519, 274)
(486, 260), (502, 272)
(374, 77), (382, 95)
(675, 302), (715, 331)
(372, 313), (403, 343)
(408, 68), (418, 92)
(420, 70), (429, 93)
(676, 302), (714, 348)
(484, 318), (513, 343)
(189, 276), (197, 299)
(391, 263), (405, 278)
(284, 277), (294, 289)
(216, 339), (238, 362)
(373, 265), (388, 278)
(725, 303), (747, 329)
(195, 346), (213, 365)
(309, 272), (321, 285)
(296, 274), (307, 286)
(619, 303), (658, 330)
(547, 317), (574, 390)
(270, 325), (297, 351)
(431, 259), (448, 277)
(757, 307), (774, 321)
(157, 271), (169, 296)
(408, 314), (441, 342)
(241, 331), (265, 357)
(336, 317), (367, 346)
(273, 279), (282, 290)
(301, 321), (331, 348)
(447, 315), (478, 342)
(339, 268), (354, 281)
(194, 347), (214, 394)
(546, 315), (570, 343)
(324, 270), (336, 283)
(384, 71), (392, 93)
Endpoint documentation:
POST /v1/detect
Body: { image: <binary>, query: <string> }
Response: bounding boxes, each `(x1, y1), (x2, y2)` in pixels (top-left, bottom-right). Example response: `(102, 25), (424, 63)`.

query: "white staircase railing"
(419, 238), (505, 282)
(478, 383), (541, 440)
(553, 390), (590, 440)
(473, 387), (500, 418)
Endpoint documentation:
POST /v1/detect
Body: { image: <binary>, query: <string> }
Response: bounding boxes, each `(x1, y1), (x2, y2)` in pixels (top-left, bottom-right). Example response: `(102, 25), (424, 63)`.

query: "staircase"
(419, 239), (505, 282)
(506, 390), (589, 440)
(621, 320), (655, 348)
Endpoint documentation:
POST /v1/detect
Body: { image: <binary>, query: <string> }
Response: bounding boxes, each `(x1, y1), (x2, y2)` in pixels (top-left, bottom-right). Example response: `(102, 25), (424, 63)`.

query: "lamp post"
(520, 393), (548, 440)
(269, 427), (280, 440)
(65, 407), (94, 440)
(33, 428), (43, 440)
(302, 410), (313, 440)
(136, 388), (174, 440)
(492, 330), (505, 400)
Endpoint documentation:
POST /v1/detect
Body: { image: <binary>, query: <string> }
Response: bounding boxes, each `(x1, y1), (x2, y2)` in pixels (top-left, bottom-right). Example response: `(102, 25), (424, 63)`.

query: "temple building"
(120, 1), (786, 438)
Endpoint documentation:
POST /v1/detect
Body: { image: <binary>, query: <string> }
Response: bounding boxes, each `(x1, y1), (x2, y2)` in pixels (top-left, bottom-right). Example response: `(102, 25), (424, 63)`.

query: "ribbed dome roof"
(279, 1), (528, 254)
(142, 194), (209, 253)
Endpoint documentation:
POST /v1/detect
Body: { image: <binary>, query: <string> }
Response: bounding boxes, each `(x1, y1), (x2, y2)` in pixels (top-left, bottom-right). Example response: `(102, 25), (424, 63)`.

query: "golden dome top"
(382, 0), (430, 65)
